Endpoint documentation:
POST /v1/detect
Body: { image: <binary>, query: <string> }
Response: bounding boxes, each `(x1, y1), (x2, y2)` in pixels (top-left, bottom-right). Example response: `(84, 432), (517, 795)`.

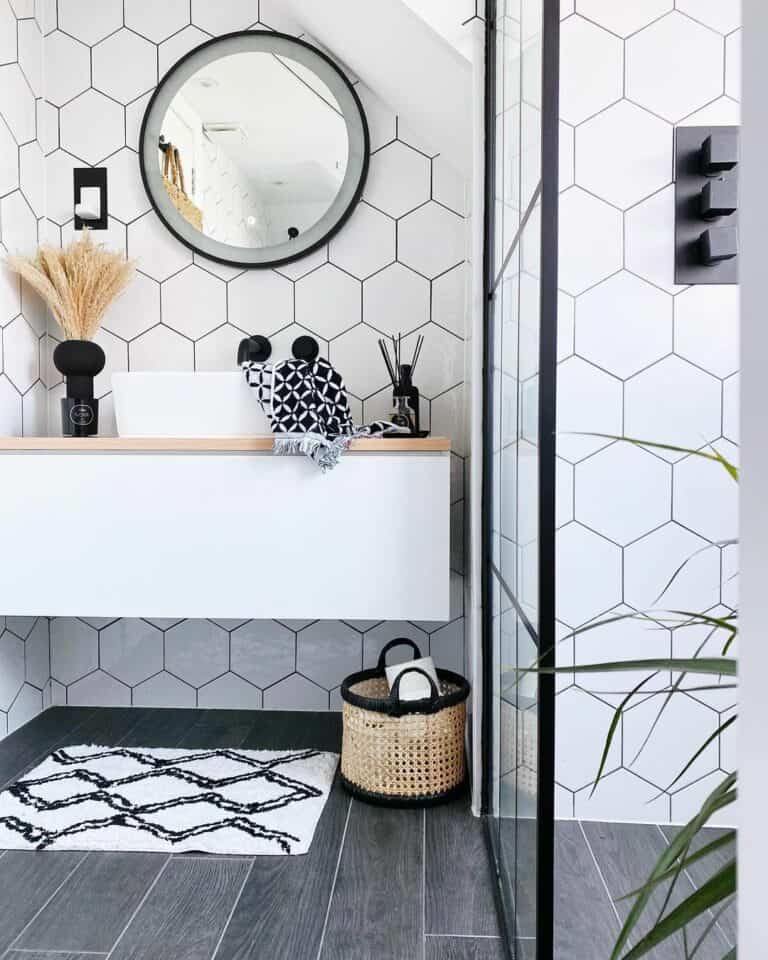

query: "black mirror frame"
(138, 30), (370, 270)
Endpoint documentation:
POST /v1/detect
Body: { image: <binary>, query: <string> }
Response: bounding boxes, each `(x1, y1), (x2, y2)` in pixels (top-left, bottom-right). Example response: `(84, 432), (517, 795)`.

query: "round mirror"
(139, 31), (369, 268)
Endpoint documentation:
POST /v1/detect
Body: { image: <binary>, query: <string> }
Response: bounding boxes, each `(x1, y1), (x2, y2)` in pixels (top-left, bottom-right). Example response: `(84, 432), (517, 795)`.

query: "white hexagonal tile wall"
(3, 316), (38, 391)
(228, 269), (293, 336)
(674, 441), (738, 543)
(398, 202), (465, 279)
(159, 25), (210, 76)
(297, 621), (361, 690)
(400, 323), (464, 399)
(17, 19), (42, 97)
(294, 264), (361, 340)
(19, 141), (44, 217)
(100, 619), (163, 686)
(725, 30), (741, 100)
(46, 150), (81, 225)
(103, 272), (160, 340)
(624, 692), (720, 789)
(126, 0), (190, 42)
(573, 769), (670, 822)
(558, 187), (622, 296)
(130, 324), (194, 370)
(165, 620), (228, 687)
(195, 324), (248, 371)
(51, 618), (98, 685)
(0, 118), (18, 196)
(105, 148), (152, 223)
(198, 673), (262, 709)
(0, 66), (34, 146)
(0, 0), (16, 62)
(1, 191), (37, 253)
(133, 671), (196, 707)
(93, 29), (157, 104)
(677, 0), (740, 35)
(364, 141), (431, 219)
(0, 376), (22, 434)
(0, 632), (24, 710)
(627, 12), (724, 122)
(59, 0), (122, 45)
(69, 670), (130, 706)
(556, 523), (622, 626)
(231, 620), (295, 689)
(556, 356), (622, 463)
(128, 211), (192, 280)
(624, 356), (721, 453)
(328, 203), (395, 279)
(723, 374), (738, 443)
(559, 16), (623, 125)
(432, 262), (467, 338)
(191, 0), (258, 34)
(162, 265), (227, 340)
(576, 443), (670, 545)
(8, 684), (43, 732)
(624, 522), (721, 610)
(576, 0), (673, 37)
(42, 31), (90, 108)
(625, 185), (687, 294)
(363, 262), (429, 337)
(576, 272), (672, 378)
(556, 685), (621, 789)
(262, 674), (328, 711)
(575, 101), (672, 210)
(674, 284), (739, 378)
(329, 323), (390, 398)
(574, 612), (673, 706)
(61, 90), (124, 165)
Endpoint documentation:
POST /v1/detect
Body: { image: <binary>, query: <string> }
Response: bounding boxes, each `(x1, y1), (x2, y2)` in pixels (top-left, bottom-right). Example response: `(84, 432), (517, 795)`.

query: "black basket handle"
(376, 637), (423, 672)
(387, 667), (440, 716)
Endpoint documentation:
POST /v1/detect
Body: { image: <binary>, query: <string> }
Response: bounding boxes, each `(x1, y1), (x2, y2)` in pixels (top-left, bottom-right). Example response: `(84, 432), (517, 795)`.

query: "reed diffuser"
(5, 232), (135, 436)
(378, 333), (425, 435)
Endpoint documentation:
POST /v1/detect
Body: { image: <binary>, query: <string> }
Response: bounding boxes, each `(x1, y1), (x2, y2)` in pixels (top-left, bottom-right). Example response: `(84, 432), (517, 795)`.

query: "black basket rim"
(339, 773), (467, 808)
(340, 664), (470, 715)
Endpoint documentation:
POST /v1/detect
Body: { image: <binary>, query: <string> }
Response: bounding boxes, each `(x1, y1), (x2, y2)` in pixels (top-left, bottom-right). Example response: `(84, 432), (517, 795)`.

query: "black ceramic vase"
(53, 339), (105, 437)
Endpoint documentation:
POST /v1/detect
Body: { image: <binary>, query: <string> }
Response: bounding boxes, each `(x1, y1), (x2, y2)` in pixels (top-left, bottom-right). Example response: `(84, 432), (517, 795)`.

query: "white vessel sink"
(112, 372), (271, 437)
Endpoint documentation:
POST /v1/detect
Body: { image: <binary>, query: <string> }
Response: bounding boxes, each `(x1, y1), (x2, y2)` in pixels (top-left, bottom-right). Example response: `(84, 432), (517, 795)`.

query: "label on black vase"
(69, 403), (95, 427)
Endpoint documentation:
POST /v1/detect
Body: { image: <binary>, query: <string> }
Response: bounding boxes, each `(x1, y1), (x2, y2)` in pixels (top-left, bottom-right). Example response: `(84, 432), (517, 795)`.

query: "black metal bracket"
(674, 126), (739, 285)
(73, 166), (108, 231)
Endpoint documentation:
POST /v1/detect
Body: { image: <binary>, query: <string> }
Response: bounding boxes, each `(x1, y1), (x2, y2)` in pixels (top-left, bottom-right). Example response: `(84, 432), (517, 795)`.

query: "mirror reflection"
(158, 51), (350, 250)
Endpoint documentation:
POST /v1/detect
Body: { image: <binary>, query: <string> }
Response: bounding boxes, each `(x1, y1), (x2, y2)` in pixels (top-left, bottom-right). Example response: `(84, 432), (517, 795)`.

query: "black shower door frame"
(480, 0), (559, 958)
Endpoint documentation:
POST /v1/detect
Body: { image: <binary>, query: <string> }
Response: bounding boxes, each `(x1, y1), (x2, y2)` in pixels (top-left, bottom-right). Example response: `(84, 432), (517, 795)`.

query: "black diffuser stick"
(378, 339), (397, 386)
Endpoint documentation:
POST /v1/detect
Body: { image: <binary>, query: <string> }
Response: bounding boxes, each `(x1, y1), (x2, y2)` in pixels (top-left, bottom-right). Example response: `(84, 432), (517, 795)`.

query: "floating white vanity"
(0, 437), (450, 622)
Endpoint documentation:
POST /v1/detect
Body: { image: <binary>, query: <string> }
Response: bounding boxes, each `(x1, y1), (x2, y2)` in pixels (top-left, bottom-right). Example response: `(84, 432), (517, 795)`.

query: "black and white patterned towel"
(242, 356), (407, 470)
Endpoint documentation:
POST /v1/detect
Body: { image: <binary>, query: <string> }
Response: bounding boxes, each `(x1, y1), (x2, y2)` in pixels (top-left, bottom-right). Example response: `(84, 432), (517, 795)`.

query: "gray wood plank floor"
(0, 708), (735, 960)
(0, 707), (501, 960)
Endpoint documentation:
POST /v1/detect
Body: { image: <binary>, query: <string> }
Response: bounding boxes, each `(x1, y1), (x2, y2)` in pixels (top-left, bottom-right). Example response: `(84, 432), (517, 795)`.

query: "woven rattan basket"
(340, 639), (470, 806)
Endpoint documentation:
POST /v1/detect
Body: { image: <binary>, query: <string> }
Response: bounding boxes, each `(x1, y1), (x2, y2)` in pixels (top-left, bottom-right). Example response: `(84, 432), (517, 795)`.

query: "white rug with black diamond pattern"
(0, 745), (339, 856)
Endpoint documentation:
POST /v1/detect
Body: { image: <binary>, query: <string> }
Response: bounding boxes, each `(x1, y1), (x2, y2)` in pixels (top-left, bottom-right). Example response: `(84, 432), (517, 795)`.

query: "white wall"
(0, 0), (51, 736)
(554, 2), (740, 823)
(737, 0), (765, 952)
(0, 2), (475, 720)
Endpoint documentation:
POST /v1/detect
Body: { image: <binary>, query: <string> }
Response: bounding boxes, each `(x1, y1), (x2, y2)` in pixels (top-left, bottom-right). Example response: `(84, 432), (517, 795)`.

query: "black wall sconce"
(674, 126), (739, 284)
(73, 167), (108, 231)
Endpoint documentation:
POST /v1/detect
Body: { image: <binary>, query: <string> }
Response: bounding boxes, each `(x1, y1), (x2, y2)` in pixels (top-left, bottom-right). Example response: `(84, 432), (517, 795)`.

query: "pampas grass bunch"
(5, 231), (135, 341)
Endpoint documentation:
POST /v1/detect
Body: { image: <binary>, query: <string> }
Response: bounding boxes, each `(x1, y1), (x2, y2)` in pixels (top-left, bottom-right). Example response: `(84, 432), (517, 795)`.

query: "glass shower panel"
(485, 0), (556, 958)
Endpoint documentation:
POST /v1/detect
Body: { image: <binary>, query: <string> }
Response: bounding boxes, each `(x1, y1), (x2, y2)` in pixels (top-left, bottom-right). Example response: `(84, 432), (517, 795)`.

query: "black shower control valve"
(675, 125), (739, 284)
(700, 226), (738, 266)
(292, 335), (320, 362)
(700, 131), (739, 176)
(700, 178), (738, 221)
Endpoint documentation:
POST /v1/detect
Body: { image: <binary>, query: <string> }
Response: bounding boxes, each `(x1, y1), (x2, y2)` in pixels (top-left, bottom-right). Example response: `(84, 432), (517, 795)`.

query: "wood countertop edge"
(0, 436), (451, 453)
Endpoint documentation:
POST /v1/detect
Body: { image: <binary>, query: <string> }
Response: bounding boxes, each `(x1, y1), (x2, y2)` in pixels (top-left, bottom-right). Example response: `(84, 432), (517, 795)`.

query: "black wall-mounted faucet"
(674, 125), (740, 285)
